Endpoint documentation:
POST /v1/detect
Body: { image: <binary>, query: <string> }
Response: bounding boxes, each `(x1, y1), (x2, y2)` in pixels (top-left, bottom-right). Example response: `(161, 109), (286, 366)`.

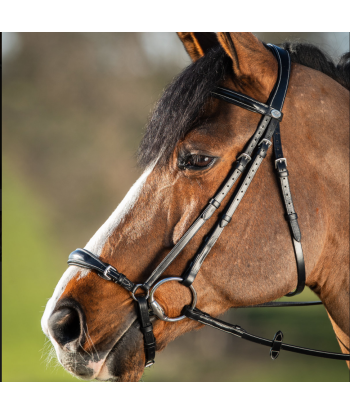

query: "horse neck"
(287, 64), (349, 341)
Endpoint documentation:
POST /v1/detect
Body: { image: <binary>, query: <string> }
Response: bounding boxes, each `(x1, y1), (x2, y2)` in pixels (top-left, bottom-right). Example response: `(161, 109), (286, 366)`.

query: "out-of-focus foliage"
(3, 33), (191, 251)
(3, 162), (82, 381)
(2, 33), (349, 382)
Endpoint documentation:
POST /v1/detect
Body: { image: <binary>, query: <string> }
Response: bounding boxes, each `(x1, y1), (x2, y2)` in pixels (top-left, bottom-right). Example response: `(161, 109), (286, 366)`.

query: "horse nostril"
(48, 307), (82, 351)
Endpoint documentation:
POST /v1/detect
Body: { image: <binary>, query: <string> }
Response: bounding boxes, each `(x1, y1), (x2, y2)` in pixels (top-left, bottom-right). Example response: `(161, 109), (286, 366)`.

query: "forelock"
(137, 46), (232, 168)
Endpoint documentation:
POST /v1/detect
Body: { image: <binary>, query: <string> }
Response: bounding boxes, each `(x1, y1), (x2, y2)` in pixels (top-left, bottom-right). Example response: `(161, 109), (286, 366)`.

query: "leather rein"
(67, 44), (350, 366)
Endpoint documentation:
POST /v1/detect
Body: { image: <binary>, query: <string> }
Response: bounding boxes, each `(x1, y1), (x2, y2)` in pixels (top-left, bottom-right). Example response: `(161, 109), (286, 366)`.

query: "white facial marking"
(41, 165), (154, 335)
(96, 362), (114, 381)
(87, 359), (105, 375)
(84, 165), (154, 258)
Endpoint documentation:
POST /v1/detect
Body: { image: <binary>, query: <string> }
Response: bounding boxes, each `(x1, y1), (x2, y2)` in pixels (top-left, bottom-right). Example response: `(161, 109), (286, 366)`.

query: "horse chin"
(94, 319), (146, 382)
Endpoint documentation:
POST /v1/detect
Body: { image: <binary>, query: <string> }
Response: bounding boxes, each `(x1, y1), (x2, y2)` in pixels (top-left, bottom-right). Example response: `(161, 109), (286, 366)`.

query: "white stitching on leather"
(280, 52), (290, 108)
(213, 92), (267, 114)
(270, 45), (282, 105)
(215, 87), (269, 108)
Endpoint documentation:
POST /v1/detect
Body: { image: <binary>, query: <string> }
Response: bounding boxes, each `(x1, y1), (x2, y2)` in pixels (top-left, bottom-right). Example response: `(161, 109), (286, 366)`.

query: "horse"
(41, 32), (350, 381)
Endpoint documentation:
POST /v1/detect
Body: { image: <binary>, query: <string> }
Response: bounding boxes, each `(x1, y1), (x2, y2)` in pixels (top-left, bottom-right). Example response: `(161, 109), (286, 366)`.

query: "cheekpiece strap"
(137, 296), (156, 367)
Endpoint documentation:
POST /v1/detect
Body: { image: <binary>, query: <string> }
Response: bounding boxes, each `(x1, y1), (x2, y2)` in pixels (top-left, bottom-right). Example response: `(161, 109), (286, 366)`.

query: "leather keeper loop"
(277, 170), (289, 177)
(259, 143), (269, 158)
(209, 198), (221, 209)
(220, 215), (232, 228)
(285, 212), (298, 221)
(144, 343), (156, 350)
(181, 268), (195, 287)
(201, 204), (216, 220)
(141, 324), (154, 334)
(237, 155), (251, 170)
(236, 163), (246, 173)
(222, 214), (232, 223)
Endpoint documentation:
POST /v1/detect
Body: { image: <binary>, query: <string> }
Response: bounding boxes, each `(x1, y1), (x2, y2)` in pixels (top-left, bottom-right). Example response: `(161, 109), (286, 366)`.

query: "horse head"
(41, 32), (349, 381)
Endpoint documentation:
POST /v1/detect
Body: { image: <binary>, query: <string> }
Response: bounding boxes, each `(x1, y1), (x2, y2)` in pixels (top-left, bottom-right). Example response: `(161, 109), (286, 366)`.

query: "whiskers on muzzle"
(40, 337), (63, 372)
(42, 324), (102, 380)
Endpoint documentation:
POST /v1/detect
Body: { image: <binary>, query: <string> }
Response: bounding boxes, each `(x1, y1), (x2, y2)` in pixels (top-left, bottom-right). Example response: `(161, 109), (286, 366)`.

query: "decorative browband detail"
(211, 87), (283, 121)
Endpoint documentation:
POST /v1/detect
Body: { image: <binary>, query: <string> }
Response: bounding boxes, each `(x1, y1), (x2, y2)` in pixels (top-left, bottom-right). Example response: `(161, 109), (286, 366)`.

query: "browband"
(211, 86), (283, 120)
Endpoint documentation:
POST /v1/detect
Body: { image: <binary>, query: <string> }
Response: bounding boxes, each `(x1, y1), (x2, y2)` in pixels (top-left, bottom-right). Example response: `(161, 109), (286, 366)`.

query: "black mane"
(138, 41), (349, 168)
(283, 41), (350, 91)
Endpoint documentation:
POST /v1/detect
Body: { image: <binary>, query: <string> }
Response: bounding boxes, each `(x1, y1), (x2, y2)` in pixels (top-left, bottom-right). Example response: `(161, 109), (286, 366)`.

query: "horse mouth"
(94, 317), (146, 382)
(51, 312), (142, 382)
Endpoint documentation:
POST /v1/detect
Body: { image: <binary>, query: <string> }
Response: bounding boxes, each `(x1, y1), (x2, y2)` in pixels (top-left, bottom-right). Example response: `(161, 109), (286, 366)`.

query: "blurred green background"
(2, 32), (349, 382)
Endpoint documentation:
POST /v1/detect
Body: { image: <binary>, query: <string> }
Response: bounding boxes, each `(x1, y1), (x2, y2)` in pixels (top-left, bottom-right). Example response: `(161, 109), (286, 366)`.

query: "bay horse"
(41, 32), (349, 381)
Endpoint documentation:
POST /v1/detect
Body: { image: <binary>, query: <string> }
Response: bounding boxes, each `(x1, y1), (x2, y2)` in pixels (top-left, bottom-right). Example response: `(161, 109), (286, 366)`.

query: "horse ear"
(217, 32), (278, 97)
(177, 32), (219, 62)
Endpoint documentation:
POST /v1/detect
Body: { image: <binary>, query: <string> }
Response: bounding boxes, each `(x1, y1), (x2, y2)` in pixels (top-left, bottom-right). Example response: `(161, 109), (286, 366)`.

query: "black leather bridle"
(67, 44), (350, 367)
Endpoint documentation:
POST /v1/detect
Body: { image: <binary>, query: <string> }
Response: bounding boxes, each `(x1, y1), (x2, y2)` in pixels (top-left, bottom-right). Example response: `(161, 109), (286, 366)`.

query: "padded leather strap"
(211, 87), (283, 120)
(137, 296), (156, 367)
(184, 306), (350, 361)
(267, 44), (291, 110)
(68, 248), (136, 292)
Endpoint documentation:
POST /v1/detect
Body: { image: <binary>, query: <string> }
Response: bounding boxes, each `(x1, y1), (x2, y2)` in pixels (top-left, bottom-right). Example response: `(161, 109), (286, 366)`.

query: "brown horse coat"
(42, 32), (349, 381)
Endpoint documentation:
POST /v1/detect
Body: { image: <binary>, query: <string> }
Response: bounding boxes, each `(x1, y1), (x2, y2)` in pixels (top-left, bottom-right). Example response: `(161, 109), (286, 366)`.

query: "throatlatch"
(67, 44), (350, 366)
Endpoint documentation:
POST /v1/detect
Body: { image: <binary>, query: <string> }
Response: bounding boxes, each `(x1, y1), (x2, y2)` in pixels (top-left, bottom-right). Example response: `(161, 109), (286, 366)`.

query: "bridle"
(67, 44), (350, 367)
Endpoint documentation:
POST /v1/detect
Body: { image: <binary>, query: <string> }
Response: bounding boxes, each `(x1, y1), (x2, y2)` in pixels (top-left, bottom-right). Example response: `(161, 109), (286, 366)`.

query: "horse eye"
(180, 155), (215, 170)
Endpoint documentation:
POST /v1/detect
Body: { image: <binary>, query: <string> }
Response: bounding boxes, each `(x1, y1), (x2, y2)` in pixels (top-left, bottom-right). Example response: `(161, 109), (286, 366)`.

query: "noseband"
(67, 44), (350, 366)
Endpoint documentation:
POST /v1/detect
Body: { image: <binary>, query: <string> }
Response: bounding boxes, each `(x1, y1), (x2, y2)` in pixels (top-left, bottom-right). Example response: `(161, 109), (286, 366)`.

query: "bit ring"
(149, 277), (197, 322)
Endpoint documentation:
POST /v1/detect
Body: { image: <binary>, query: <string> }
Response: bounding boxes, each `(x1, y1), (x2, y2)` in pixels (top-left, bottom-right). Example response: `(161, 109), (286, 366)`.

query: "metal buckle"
(131, 284), (150, 301)
(149, 277), (197, 322)
(261, 138), (272, 146)
(237, 153), (251, 162)
(145, 361), (155, 368)
(275, 158), (287, 169)
(103, 265), (114, 281)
